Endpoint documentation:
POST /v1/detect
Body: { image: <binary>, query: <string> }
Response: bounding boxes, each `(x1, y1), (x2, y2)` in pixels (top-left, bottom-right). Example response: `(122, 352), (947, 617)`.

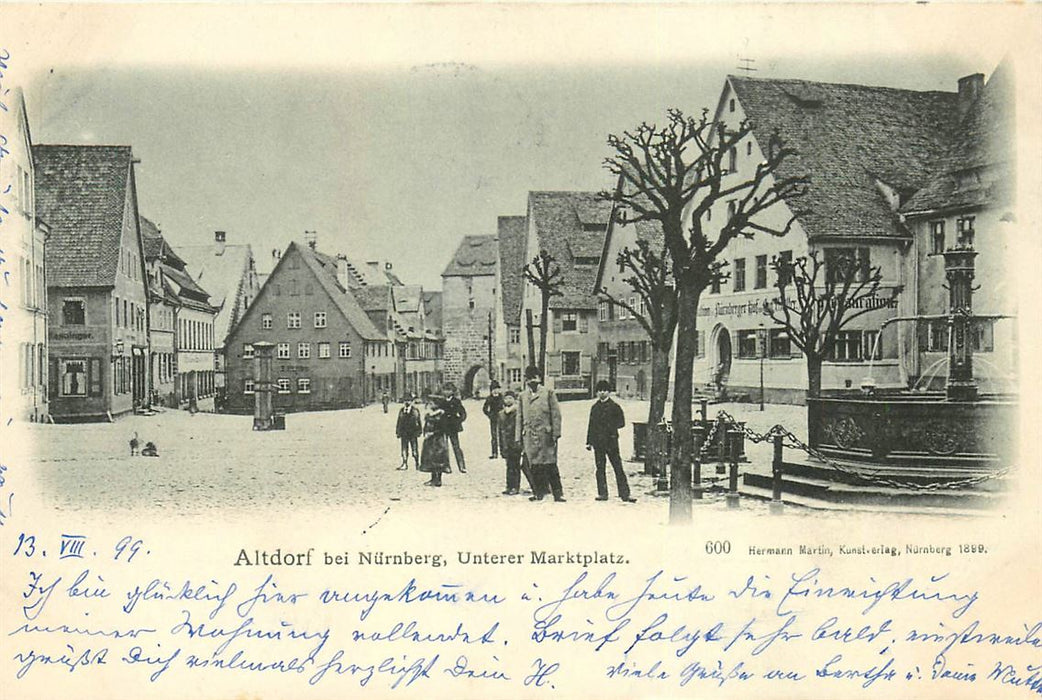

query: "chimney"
(214, 230), (226, 256)
(335, 254), (351, 288)
(272, 248), (282, 266)
(304, 230), (317, 251)
(957, 73), (985, 118)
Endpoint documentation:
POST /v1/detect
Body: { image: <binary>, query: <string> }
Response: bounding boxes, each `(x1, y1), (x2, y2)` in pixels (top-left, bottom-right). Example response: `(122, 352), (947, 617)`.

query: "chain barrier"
(711, 410), (1013, 492)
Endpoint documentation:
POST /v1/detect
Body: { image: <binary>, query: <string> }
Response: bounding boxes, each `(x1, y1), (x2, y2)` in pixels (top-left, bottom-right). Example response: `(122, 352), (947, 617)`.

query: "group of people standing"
(393, 365), (636, 503)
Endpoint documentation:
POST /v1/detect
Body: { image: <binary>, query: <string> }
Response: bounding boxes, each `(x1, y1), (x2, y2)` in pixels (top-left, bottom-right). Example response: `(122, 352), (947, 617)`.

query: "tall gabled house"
(34, 145), (151, 421)
(685, 74), (964, 402)
(223, 240), (389, 413)
(520, 191), (610, 399)
(0, 88), (49, 422)
(494, 215), (528, 390)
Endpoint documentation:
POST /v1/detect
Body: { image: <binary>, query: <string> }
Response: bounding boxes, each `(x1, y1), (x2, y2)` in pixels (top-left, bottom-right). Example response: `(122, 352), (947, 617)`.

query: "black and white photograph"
(0, 4), (1039, 698)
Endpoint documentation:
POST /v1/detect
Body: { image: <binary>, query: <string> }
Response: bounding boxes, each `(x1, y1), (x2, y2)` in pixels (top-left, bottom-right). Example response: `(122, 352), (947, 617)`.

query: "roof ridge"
(727, 73), (956, 97)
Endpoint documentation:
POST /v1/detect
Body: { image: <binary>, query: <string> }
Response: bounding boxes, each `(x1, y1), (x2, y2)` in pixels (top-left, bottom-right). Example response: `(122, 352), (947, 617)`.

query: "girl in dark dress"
(418, 393), (451, 486)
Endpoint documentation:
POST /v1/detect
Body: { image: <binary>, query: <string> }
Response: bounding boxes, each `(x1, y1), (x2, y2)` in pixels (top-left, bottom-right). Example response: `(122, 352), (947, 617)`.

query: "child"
(586, 380), (636, 503)
(419, 392), (451, 487)
(482, 380), (504, 459)
(395, 393), (422, 470)
(497, 390), (525, 495)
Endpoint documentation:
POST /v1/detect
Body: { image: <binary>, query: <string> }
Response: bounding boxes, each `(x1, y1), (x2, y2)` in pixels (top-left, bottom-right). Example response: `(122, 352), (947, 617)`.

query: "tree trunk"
(526, 309), (536, 370)
(805, 352), (823, 441)
(538, 295), (550, 379)
(669, 281), (701, 524)
(644, 345), (671, 476)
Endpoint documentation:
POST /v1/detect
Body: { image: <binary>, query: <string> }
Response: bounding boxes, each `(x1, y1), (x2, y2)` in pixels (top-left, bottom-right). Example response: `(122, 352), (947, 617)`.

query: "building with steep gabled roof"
(141, 216), (219, 410)
(494, 215), (528, 389)
(520, 191), (610, 398)
(35, 144), (151, 421)
(223, 240), (401, 413)
(441, 234), (499, 395)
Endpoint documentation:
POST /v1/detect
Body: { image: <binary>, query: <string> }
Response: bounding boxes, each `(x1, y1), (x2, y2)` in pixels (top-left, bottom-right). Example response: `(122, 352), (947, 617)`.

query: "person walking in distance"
(395, 392), (422, 470)
(587, 380), (636, 503)
(519, 365), (565, 502)
(483, 380), (504, 459)
(497, 390), (527, 495)
(381, 390), (390, 414)
(441, 382), (468, 473)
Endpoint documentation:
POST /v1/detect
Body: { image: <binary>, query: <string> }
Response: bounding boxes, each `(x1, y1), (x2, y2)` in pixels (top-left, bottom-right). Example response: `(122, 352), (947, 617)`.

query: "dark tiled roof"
(903, 65), (1014, 214)
(293, 242), (383, 340)
(140, 216), (188, 269)
(354, 285), (392, 313)
(392, 285), (423, 313)
(442, 235), (498, 277)
(729, 75), (960, 239)
(34, 145), (135, 286)
(497, 216), (527, 325)
(423, 291), (443, 332)
(526, 191), (610, 310)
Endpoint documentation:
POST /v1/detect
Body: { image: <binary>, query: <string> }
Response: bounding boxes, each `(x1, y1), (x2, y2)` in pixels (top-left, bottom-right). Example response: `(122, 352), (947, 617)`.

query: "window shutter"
(89, 358), (102, 397)
(553, 315), (563, 334)
(580, 353), (591, 374)
(917, 321), (929, 353)
(580, 313), (589, 333)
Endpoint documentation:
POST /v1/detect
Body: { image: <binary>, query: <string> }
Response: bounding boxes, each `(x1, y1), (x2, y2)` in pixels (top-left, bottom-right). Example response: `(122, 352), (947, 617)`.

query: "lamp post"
(758, 322), (766, 411)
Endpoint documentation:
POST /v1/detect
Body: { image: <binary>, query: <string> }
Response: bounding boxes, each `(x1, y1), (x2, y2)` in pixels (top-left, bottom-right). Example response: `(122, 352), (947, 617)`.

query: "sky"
(4, 4), (1026, 290)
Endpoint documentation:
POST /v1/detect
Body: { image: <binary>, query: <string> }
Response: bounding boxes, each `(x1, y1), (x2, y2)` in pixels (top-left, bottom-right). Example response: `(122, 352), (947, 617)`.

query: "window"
(618, 342), (627, 363)
(508, 368), (522, 384)
(830, 331), (863, 361)
(561, 312), (578, 332)
(297, 378), (311, 394)
(733, 258), (746, 292)
(973, 319), (994, 352)
(769, 329), (792, 358)
(957, 217), (975, 246)
(244, 378), (255, 394)
(640, 341), (649, 363)
(62, 299), (85, 325)
(729, 98), (735, 113)
(598, 301), (609, 322)
(925, 320), (949, 352)
(298, 342), (311, 359)
(60, 359), (88, 397)
(262, 313), (273, 329)
(695, 330), (705, 357)
(276, 378), (291, 393)
(727, 200), (737, 222)
(746, 141), (753, 156)
(728, 146), (737, 173)
(597, 342), (609, 361)
(339, 342), (352, 358)
(243, 343), (255, 360)
(277, 342), (290, 359)
(755, 255), (768, 289)
(710, 271), (721, 294)
(930, 221), (946, 254)
(509, 327), (521, 344)
(562, 351), (581, 376)
(318, 342), (331, 359)
(287, 312), (301, 329)
(824, 247), (870, 284)
(738, 330), (759, 359)
(314, 311), (327, 328)
(776, 250), (793, 286)
(862, 330), (882, 360)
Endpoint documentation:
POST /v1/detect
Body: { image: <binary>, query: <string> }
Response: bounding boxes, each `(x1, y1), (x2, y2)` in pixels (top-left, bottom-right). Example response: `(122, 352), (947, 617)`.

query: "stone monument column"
(943, 246), (978, 401)
(252, 341), (275, 430)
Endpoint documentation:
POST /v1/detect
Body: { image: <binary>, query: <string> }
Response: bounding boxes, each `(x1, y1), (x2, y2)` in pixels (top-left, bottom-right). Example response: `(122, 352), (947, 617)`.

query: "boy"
(441, 382), (468, 473)
(497, 390), (524, 494)
(482, 380), (504, 459)
(586, 380), (636, 502)
(395, 392), (422, 470)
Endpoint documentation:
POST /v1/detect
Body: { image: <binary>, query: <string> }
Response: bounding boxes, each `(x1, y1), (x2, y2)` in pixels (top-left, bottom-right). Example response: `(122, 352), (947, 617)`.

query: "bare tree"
(597, 235), (678, 477)
(765, 250), (899, 414)
(604, 108), (807, 523)
(523, 249), (564, 379)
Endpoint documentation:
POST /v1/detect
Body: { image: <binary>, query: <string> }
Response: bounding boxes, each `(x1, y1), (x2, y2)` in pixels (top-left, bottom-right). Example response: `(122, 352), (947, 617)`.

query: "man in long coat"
(519, 365), (565, 502)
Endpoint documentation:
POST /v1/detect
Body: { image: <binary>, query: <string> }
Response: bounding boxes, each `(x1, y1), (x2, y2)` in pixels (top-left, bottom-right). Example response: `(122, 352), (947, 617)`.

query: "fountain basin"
(808, 390), (1016, 474)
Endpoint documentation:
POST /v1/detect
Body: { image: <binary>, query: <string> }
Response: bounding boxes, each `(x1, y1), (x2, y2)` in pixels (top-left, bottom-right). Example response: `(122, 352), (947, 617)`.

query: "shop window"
(738, 330), (758, 359)
(60, 359), (88, 397)
(769, 329), (792, 358)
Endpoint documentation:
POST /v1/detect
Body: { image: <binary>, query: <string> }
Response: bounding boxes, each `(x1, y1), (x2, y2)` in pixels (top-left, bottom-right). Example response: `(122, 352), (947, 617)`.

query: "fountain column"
(943, 246), (978, 401)
(252, 341), (275, 430)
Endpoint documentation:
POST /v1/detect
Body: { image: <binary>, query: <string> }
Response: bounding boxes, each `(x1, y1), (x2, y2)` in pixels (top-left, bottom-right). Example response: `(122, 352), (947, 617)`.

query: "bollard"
(699, 398), (708, 426)
(726, 427), (741, 509)
(770, 434), (784, 514)
(715, 418), (727, 475)
(655, 421), (669, 493)
(692, 423), (706, 501)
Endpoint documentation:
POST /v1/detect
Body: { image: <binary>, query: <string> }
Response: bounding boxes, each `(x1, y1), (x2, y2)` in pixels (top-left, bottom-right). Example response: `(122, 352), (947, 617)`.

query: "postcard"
(0, 3), (1039, 698)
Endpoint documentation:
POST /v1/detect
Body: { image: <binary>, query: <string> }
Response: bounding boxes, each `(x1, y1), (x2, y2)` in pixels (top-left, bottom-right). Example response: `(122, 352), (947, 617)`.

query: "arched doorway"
(712, 324), (732, 392)
(462, 364), (490, 398)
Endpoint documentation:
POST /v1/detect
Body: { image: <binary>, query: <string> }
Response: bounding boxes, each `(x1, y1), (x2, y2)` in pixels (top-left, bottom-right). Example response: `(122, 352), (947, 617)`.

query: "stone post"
(943, 246), (978, 401)
(252, 341), (275, 430)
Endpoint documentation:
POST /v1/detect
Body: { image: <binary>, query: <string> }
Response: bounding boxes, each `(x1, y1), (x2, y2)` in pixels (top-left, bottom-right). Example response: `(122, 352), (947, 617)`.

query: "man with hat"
(587, 380), (636, 502)
(482, 380), (504, 459)
(395, 392), (422, 470)
(519, 365), (565, 502)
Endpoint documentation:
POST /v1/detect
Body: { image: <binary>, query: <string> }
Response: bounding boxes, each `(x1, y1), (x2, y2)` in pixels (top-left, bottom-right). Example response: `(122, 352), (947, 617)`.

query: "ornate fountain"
(807, 246), (1016, 477)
